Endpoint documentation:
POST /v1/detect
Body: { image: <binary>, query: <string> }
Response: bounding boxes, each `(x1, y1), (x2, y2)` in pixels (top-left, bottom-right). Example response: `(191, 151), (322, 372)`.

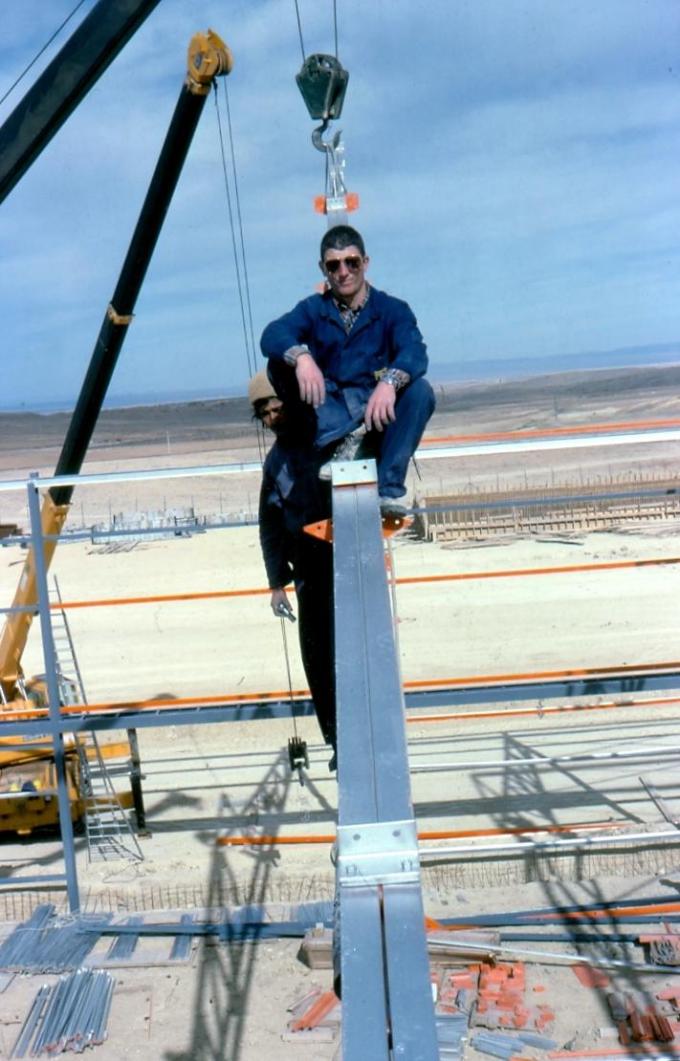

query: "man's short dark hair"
(320, 225), (366, 259)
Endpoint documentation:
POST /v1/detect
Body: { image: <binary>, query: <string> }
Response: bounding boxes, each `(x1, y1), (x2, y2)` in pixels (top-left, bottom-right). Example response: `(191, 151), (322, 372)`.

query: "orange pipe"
(62, 688), (309, 714)
(49, 556), (680, 611)
(394, 556), (680, 586)
(427, 902), (680, 933)
(53, 586), (270, 609)
(541, 902), (680, 922)
(216, 819), (625, 847)
(2, 665), (679, 724)
(407, 694), (680, 724)
(291, 990), (337, 1031)
(421, 416), (680, 447)
(403, 660), (680, 690)
(0, 687), (311, 722)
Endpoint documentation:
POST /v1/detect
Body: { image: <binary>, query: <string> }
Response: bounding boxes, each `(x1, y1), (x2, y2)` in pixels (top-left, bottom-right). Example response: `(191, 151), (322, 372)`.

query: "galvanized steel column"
(331, 459), (437, 1060)
(27, 479), (80, 912)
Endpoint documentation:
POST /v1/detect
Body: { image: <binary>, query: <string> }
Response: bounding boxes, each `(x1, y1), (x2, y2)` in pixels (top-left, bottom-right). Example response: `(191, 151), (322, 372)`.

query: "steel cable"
(293, 0), (306, 61)
(221, 80), (259, 380)
(212, 89), (255, 379)
(212, 86), (266, 465)
(0, 0), (90, 110)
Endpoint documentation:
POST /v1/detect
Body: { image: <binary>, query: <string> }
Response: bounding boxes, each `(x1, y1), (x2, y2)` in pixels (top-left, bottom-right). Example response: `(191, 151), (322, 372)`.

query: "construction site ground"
(1, 370), (680, 1058)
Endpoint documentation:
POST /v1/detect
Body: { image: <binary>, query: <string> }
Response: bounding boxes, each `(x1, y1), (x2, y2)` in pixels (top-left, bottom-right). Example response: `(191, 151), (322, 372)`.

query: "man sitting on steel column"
(260, 224), (435, 518)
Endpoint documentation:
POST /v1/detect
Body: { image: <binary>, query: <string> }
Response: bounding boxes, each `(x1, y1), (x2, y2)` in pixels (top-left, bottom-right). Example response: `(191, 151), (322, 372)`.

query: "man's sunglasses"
(323, 255), (363, 274)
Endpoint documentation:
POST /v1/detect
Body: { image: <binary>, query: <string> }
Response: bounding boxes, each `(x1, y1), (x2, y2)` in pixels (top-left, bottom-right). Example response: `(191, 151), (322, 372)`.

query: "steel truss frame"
(1, 458), (679, 951)
(2, 665), (679, 739)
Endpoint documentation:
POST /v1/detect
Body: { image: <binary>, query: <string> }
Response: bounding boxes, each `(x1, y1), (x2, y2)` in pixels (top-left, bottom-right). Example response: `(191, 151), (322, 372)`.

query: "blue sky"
(1, 0), (679, 410)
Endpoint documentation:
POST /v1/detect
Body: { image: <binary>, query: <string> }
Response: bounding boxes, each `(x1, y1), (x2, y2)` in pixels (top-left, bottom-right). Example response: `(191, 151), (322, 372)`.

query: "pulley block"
(296, 53), (349, 122)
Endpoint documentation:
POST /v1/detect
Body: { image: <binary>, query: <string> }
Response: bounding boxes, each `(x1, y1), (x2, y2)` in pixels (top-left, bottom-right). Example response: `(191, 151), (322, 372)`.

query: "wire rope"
(280, 618), (301, 743)
(213, 88), (255, 378)
(333, 0), (339, 58)
(293, 0), (306, 61)
(212, 86), (266, 464)
(293, 0), (341, 63)
(221, 80), (259, 380)
(0, 0), (90, 109)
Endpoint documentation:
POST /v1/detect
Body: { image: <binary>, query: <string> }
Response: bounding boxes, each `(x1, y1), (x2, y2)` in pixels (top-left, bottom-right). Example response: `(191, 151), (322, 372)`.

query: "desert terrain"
(0, 365), (680, 1058)
(2, 363), (680, 531)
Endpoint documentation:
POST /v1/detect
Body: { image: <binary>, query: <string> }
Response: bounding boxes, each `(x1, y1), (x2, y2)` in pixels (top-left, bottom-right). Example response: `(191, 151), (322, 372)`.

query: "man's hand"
(295, 353), (325, 408)
(364, 380), (397, 432)
(271, 587), (295, 620)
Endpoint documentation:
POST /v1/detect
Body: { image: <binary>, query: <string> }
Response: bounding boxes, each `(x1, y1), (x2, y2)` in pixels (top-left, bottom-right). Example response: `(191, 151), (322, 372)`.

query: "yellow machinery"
(0, 736), (81, 836)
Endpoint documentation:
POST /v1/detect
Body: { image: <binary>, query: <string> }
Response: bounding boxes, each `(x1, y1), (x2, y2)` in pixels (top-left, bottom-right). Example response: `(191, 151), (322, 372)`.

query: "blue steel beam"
(1, 668), (679, 739)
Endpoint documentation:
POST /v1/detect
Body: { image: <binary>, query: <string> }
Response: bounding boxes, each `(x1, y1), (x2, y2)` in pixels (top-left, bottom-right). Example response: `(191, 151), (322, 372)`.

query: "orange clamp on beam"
(303, 515), (413, 541)
(313, 192), (359, 214)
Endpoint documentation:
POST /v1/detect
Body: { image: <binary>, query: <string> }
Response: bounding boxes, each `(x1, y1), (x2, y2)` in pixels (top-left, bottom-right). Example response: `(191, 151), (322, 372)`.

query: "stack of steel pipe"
(10, 968), (115, 1057)
(471, 1030), (558, 1058)
(0, 906), (108, 973)
(0, 905), (53, 968)
(435, 1013), (468, 1058)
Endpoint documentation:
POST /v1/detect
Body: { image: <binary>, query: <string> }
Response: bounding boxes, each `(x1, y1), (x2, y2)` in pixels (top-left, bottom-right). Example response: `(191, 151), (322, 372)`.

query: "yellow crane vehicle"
(0, 7), (232, 837)
(0, 732), (81, 837)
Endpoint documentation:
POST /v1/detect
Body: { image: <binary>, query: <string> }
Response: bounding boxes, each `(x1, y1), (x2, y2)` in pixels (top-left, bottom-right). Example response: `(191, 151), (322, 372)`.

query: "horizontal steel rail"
(422, 416), (680, 445)
(2, 675), (680, 739)
(414, 427), (680, 461)
(1, 418), (679, 493)
(0, 461), (262, 494)
(409, 741), (680, 774)
(418, 827), (680, 861)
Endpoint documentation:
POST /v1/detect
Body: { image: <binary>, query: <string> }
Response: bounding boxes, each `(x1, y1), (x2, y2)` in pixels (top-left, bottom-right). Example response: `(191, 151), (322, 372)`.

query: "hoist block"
(296, 54), (349, 121)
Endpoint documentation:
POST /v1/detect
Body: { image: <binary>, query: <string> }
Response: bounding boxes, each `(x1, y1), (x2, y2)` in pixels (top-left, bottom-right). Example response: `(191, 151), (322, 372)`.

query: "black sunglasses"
(324, 255), (363, 274)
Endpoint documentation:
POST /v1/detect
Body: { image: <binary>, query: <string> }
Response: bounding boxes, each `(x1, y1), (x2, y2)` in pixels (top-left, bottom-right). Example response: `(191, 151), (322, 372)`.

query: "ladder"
(50, 577), (143, 863)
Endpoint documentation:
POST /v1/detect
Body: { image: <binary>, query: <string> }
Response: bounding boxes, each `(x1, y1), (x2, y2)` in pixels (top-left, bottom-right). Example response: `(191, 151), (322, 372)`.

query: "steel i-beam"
(331, 459), (438, 1060)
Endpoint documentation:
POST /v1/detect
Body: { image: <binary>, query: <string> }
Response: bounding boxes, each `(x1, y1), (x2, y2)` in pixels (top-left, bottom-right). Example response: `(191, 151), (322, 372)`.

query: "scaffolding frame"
(0, 441), (679, 1059)
(0, 449), (679, 901)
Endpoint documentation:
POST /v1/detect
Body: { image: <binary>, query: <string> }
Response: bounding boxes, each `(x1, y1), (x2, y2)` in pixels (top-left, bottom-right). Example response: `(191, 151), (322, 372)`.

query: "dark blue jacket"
(260, 286), (428, 387)
(258, 434), (331, 590)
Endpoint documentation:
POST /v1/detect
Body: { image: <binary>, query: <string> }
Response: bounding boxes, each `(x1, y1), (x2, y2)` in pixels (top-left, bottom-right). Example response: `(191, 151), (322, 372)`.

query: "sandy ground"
(1, 371), (680, 1058)
(4, 523), (680, 705)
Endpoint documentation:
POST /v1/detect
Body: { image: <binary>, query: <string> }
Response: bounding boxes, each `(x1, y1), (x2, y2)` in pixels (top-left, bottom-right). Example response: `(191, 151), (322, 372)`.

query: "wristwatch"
(283, 344), (311, 366)
(379, 367), (410, 390)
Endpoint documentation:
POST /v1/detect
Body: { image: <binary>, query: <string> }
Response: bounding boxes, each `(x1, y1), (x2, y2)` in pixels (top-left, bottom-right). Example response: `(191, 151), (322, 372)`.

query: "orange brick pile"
(435, 961), (555, 1032)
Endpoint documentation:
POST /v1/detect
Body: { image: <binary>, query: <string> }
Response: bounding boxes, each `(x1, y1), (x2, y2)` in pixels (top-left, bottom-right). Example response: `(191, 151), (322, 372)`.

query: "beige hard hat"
(248, 371), (277, 408)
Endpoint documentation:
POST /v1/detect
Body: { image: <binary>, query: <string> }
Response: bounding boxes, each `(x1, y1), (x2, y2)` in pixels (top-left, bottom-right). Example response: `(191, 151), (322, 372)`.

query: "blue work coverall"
(261, 287), (435, 499)
(259, 433), (336, 750)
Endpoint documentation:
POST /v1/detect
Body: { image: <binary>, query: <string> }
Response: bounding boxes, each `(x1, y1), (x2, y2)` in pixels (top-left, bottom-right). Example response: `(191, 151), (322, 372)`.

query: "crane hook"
(312, 121), (342, 154)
